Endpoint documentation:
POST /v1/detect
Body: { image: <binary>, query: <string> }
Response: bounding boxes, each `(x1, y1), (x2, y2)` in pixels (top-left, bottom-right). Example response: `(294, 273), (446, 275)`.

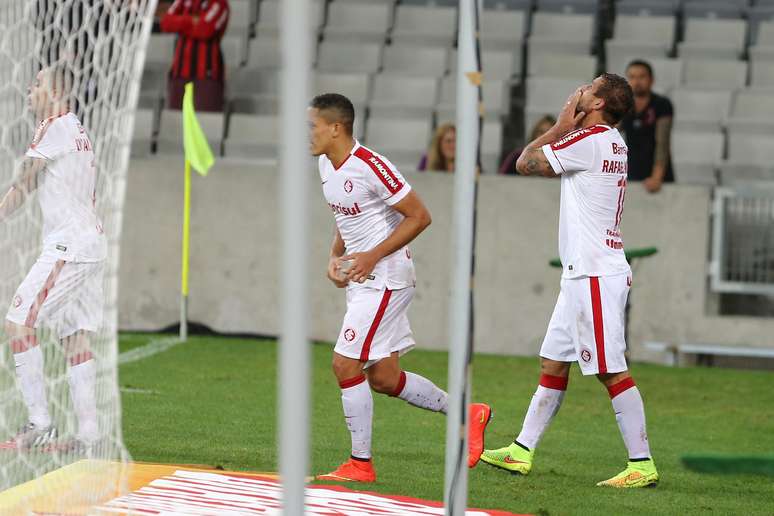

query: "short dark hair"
(626, 59), (653, 79)
(596, 73), (634, 125)
(310, 93), (355, 135)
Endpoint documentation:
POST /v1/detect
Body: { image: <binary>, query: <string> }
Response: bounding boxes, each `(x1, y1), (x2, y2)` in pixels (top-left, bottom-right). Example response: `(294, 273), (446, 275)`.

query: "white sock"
(13, 345), (51, 428)
(339, 375), (373, 460)
(393, 371), (448, 414)
(515, 374), (568, 450)
(68, 359), (98, 444)
(609, 378), (651, 460)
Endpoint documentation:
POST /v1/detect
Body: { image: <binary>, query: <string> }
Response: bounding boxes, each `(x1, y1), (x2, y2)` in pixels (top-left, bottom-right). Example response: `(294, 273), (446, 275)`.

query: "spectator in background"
(160, 0), (230, 111)
(498, 115), (556, 175)
(620, 60), (674, 192)
(418, 123), (455, 172)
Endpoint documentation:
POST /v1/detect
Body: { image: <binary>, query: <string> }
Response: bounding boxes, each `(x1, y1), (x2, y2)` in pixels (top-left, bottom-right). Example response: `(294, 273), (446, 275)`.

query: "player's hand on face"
(556, 88), (586, 135)
(341, 251), (378, 284)
(327, 257), (348, 288)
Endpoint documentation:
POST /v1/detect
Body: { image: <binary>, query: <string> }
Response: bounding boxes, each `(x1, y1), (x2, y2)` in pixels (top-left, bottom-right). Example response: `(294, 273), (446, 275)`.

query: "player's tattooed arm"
(516, 147), (554, 177)
(0, 157), (46, 221)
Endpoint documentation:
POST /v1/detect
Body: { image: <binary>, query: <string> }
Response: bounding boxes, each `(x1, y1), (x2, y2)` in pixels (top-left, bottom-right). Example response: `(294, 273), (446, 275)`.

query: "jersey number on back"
(614, 177), (627, 230)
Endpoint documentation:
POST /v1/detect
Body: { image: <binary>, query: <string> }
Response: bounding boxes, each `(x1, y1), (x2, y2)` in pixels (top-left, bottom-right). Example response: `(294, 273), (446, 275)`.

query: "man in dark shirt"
(620, 60), (674, 192)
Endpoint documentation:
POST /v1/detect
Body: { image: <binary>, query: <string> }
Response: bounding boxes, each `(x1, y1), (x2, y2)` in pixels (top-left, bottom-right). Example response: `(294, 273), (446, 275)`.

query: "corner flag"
(182, 82), (214, 176)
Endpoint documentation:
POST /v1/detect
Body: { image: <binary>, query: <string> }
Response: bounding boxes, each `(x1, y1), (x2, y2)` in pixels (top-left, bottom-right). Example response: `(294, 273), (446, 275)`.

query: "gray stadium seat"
(607, 15), (676, 58)
(606, 56), (682, 94)
(436, 77), (510, 120)
(725, 130), (771, 168)
(223, 114), (278, 160)
(750, 60), (774, 88)
(535, 0), (598, 15)
(616, 0), (678, 17)
(318, 42), (383, 74)
(450, 49), (520, 81)
(323, 2), (393, 43)
(678, 19), (747, 59)
(255, 0), (325, 37)
(145, 34), (175, 73)
(364, 117), (432, 172)
(227, 68), (279, 114)
(682, 59), (748, 90)
(683, 1), (745, 20)
(314, 73), (371, 109)
(390, 4), (457, 46)
(131, 108), (156, 157)
(157, 109), (224, 156)
(671, 131), (722, 186)
(524, 77), (579, 132)
(226, 0), (253, 33)
(480, 8), (527, 50)
(369, 75), (439, 119)
(528, 13), (595, 64)
(749, 21), (774, 61)
(382, 45), (449, 78)
(138, 68), (166, 110)
(221, 36), (244, 70)
(246, 36), (280, 69)
(725, 90), (774, 133)
(528, 53), (596, 80)
(481, 120), (504, 174)
(670, 88), (733, 131)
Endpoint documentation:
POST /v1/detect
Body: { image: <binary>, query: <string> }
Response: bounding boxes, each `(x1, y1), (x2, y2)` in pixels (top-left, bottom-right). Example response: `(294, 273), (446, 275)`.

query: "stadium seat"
(535, 0), (598, 15)
(670, 88), (733, 131)
(246, 36), (280, 69)
(481, 120), (504, 174)
(314, 73), (371, 109)
(227, 68), (279, 114)
(436, 77), (510, 120)
(683, 1), (745, 20)
(390, 4), (457, 46)
(449, 49), (520, 81)
(223, 114), (278, 160)
(528, 13), (595, 64)
(527, 53), (596, 80)
(671, 131), (722, 186)
(483, 0), (532, 9)
(749, 21), (774, 61)
(480, 8), (527, 51)
(750, 60), (774, 88)
(364, 117), (432, 172)
(678, 19), (747, 59)
(157, 109), (224, 156)
(524, 77), (579, 132)
(606, 56), (682, 94)
(131, 108), (156, 157)
(616, 0), (678, 17)
(682, 59), (748, 90)
(144, 34), (175, 74)
(318, 42), (383, 74)
(323, 2), (393, 43)
(725, 130), (771, 168)
(369, 75), (439, 119)
(606, 15), (676, 59)
(255, 0), (325, 37)
(382, 44), (449, 78)
(725, 89), (774, 133)
(138, 68), (166, 110)
(221, 36), (244, 70)
(226, 0), (253, 33)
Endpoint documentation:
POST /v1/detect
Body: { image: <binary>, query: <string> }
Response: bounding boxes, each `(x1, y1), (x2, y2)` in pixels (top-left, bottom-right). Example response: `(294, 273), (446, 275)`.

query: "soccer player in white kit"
(479, 74), (659, 487)
(0, 64), (105, 452)
(308, 94), (491, 483)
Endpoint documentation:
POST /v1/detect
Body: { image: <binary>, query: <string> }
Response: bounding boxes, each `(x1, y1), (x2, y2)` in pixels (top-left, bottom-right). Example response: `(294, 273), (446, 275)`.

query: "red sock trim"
(390, 371), (407, 397)
(10, 334), (38, 354)
(69, 351), (94, 367)
(539, 373), (568, 391)
(607, 377), (636, 399)
(339, 374), (366, 390)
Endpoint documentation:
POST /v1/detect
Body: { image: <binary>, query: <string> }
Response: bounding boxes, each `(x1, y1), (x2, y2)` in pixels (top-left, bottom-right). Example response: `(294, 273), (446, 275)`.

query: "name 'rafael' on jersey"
(26, 112), (107, 263)
(542, 124), (631, 279)
(319, 141), (415, 290)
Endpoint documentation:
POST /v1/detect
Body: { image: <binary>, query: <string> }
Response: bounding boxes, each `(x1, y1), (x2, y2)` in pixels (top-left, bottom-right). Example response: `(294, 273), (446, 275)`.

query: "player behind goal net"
(0, 0), (155, 512)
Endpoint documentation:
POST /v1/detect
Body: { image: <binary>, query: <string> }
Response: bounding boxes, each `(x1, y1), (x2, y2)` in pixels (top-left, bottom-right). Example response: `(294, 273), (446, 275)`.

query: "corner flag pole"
(444, 0), (482, 514)
(180, 159), (191, 341)
(278, 0), (311, 514)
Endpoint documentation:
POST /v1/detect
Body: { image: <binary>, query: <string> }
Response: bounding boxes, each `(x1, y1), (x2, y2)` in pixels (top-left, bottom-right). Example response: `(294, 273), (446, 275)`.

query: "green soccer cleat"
(596, 459), (659, 488)
(479, 442), (534, 475)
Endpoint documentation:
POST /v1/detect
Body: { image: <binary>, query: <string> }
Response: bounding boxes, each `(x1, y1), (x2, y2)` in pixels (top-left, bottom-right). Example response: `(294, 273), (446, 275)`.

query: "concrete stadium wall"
(119, 156), (774, 362)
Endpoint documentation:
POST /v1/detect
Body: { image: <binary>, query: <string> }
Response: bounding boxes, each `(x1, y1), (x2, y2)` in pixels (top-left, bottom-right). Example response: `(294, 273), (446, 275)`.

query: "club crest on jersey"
(581, 349), (592, 363)
(344, 328), (356, 342)
(343, 179), (354, 194)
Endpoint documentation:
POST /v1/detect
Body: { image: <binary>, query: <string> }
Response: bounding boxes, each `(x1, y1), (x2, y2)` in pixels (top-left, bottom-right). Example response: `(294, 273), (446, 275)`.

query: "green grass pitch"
(119, 333), (774, 515)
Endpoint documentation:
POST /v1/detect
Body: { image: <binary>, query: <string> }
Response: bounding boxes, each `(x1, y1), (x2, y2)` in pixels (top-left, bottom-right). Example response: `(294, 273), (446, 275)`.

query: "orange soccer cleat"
(317, 457), (377, 483)
(468, 403), (492, 468)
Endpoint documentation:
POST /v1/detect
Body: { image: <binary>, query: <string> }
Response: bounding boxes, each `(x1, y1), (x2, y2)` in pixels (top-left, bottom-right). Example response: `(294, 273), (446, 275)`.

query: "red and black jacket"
(160, 0), (230, 81)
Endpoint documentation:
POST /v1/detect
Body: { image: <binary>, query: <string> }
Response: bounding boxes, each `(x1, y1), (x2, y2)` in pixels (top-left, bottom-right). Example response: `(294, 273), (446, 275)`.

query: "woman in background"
(498, 115), (556, 175)
(418, 123), (456, 172)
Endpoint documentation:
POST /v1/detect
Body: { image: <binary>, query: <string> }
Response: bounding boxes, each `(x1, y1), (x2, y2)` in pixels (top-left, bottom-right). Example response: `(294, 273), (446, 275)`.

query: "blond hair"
(426, 123), (455, 172)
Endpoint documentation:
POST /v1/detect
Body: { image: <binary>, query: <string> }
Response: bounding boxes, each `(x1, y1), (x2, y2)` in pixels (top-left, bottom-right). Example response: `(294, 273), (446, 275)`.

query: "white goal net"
(0, 0), (155, 512)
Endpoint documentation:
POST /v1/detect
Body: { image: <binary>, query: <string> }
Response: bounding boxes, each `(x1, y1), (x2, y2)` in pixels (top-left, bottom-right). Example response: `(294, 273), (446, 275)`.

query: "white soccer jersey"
(542, 124), (631, 279)
(319, 140), (415, 290)
(25, 112), (106, 263)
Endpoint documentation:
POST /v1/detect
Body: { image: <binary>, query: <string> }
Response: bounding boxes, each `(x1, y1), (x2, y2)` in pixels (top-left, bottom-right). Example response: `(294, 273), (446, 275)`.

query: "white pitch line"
(118, 337), (183, 365)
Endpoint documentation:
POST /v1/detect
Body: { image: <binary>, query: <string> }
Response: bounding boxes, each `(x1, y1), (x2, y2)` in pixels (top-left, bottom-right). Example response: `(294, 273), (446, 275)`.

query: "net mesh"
(0, 0), (155, 512)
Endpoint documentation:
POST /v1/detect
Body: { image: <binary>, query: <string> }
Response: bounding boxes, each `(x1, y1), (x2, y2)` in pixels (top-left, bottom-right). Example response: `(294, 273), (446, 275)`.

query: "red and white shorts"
(334, 285), (415, 368)
(540, 273), (630, 376)
(6, 255), (104, 339)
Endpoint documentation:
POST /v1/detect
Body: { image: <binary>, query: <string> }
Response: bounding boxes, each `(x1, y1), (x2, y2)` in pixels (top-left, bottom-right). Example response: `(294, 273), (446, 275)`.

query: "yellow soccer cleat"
(597, 459), (659, 488)
(479, 442), (533, 475)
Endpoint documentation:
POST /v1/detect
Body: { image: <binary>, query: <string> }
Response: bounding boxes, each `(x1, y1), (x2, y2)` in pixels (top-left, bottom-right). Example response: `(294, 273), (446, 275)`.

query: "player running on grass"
(309, 93), (491, 482)
(1, 64), (105, 453)
(477, 74), (659, 488)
